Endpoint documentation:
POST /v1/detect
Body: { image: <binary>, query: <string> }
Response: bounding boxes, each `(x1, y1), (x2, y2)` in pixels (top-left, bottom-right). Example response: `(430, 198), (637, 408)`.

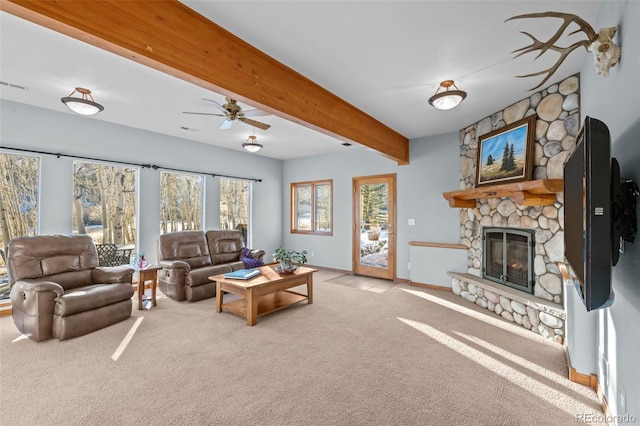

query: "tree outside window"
(160, 172), (203, 234)
(360, 183), (388, 230)
(0, 153), (40, 299)
(220, 178), (251, 246)
(291, 180), (332, 235)
(73, 161), (137, 247)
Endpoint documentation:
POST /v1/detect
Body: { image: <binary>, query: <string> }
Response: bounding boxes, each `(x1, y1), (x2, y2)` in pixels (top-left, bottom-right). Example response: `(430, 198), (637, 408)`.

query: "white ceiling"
(0, 1), (602, 160)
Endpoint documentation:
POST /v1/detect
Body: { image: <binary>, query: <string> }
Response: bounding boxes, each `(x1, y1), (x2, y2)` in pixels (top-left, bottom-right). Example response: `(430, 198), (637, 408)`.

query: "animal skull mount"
(590, 27), (621, 77)
(506, 12), (621, 90)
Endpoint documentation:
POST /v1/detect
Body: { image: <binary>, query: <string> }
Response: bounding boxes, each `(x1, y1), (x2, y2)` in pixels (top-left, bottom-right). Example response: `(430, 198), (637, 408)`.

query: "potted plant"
(273, 247), (308, 272)
(368, 221), (380, 241)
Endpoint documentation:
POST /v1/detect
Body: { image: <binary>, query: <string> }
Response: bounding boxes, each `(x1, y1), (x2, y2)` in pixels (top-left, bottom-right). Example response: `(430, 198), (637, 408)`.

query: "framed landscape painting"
(475, 115), (536, 187)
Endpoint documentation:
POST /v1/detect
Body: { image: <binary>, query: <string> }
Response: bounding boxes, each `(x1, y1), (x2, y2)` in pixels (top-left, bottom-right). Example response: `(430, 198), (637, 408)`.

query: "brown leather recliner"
(157, 230), (265, 302)
(8, 234), (135, 342)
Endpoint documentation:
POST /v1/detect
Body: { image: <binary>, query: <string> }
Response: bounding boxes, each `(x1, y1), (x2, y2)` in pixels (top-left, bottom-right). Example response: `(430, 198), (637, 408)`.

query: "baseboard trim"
(0, 300), (11, 317)
(564, 346), (611, 421)
(568, 366), (598, 389)
(564, 345), (598, 391)
(595, 380), (614, 425)
(409, 281), (452, 292)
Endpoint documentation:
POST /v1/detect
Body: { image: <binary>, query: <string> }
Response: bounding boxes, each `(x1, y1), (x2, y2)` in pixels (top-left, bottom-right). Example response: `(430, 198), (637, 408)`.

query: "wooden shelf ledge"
(408, 241), (466, 250)
(443, 179), (563, 208)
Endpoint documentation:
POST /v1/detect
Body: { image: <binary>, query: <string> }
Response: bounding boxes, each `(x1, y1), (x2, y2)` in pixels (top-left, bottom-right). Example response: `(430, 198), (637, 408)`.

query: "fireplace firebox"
(482, 228), (534, 294)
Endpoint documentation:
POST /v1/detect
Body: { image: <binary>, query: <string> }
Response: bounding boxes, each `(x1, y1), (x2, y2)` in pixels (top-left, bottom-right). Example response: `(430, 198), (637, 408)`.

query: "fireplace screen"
(483, 228), (534, 294)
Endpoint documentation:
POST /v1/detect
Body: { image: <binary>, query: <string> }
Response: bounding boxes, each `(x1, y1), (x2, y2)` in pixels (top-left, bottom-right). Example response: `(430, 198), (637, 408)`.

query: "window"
(73, 161), (137, 249)
(160, 171), (203, 234)
(0, 153), (40, 300)
(220, 178), (251, 246)
(291, 180), (332, 235)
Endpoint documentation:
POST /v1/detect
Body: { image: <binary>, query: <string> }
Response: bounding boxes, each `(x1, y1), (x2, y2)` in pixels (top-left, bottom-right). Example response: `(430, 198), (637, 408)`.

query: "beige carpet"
(325, 273), (397, 293)
(0, 269), (602, 425)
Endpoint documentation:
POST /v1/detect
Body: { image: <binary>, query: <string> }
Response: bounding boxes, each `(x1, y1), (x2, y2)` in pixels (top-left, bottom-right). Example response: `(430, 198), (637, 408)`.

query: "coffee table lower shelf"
(221, 290), (308, 320)
(211, 265), (317, 326)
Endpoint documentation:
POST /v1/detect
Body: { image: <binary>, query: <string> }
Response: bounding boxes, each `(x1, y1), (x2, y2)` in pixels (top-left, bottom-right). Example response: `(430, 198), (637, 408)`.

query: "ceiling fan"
(183, 98), (271, 130)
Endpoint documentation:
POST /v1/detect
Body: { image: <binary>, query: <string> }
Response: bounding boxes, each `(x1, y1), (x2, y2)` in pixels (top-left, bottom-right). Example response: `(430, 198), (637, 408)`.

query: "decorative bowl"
(274, 265), (298, 274)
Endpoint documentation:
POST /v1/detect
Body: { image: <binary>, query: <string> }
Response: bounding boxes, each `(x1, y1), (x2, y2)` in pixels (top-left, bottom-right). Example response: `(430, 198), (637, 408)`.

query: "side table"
(136, 265), (162, 310)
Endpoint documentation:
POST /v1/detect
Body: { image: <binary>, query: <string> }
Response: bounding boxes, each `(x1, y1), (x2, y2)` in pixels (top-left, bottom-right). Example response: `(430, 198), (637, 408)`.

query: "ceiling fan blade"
(239, 117), (271, 130)
(183, 111), (225, 116)
(242, 108), (271, 118)
(219, 119), (234, 130)
(202, 98), (229, 114)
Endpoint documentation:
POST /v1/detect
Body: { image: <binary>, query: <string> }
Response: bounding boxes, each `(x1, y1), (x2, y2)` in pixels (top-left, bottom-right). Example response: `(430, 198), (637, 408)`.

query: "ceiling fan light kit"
(428, 80), (467, 110)
(183, 97), (271, 130)
(61, 87), (104, 115)
(242, 135), (263, 152)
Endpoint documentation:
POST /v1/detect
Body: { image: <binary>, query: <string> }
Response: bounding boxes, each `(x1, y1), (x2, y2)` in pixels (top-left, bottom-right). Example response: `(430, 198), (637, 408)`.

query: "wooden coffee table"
(210, 265), (317, 326)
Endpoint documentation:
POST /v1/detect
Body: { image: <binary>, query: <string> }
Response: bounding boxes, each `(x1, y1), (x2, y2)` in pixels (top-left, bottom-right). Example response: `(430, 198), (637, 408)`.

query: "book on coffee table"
(223, 269), (261, 280)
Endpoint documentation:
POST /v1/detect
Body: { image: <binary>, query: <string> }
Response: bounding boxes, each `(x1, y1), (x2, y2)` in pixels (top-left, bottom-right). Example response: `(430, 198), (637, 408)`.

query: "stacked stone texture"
(451, 276), (565, 344)
(454, 75), (580, 343)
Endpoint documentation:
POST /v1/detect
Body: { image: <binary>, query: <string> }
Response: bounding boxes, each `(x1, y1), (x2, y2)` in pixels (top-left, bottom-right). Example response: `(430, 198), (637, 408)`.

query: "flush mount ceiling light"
(61, 87), (104, 115)
(242, 135), (263, 152)
(428, 80), (467, 110)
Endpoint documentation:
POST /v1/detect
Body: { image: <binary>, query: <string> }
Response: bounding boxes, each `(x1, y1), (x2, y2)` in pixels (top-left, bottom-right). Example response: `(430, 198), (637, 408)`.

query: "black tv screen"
(563, 116), (614, 311)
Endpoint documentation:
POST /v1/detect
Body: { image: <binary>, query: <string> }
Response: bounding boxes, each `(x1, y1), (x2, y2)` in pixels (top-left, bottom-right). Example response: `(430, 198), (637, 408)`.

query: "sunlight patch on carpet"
(112, 317), (144, 361)
(398, 317), (579, 416)
(454, 332), (566, 383)
(400, 288), (540, 341)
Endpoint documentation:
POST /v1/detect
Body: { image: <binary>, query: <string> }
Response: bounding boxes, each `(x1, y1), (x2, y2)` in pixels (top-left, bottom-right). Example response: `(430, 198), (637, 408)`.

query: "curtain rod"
(0, 146), (262, 182)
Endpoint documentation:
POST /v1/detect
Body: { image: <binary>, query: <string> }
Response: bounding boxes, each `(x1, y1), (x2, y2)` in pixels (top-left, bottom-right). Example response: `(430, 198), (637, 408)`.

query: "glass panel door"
(506, 233), (529, 287)
(485, 231), (504, 280)
(353, 174), (396, 280)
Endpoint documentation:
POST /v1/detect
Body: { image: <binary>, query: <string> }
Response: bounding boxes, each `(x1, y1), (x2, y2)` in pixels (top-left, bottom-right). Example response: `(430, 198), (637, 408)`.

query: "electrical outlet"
(620, 387), (626, 413)
(408, 262), (411, 270)
(310, 251), (315, 258)
(408, 218), (416, 226)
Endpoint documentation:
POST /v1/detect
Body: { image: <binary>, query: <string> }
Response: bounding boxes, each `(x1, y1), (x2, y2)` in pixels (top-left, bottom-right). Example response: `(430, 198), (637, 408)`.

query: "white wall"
(0, 99), (284, 263)
(409, 245), (467, 287)
(570, 0), (640, 419)
(282, 132), (461, 280)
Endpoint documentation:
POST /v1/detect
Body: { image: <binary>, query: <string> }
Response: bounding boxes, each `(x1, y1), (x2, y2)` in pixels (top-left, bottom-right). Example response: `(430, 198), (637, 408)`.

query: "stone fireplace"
(448, 75), (582, 344)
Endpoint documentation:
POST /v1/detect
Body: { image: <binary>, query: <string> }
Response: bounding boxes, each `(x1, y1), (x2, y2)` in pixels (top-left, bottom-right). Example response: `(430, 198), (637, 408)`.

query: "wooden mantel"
(442, 179), (563, 208)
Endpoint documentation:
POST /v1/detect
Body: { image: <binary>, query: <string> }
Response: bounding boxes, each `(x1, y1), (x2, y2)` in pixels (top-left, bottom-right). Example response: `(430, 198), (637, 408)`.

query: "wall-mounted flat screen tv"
(563, 116), (638, 311)
(563, 117), (613, 310)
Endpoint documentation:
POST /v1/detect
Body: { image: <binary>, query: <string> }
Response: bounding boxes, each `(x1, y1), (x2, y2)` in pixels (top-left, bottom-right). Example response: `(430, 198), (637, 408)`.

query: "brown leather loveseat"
(157, 230), (265, 302)
(8, 234), (135, 342)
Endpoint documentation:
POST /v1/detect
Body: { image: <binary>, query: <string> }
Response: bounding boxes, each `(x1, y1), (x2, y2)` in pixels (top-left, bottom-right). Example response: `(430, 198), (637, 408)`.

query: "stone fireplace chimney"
(448, 74), (582, 343)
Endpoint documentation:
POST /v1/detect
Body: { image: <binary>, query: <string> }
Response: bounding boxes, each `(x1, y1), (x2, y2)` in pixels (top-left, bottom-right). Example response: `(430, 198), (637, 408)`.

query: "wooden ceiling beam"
(1, 0), (409, 164)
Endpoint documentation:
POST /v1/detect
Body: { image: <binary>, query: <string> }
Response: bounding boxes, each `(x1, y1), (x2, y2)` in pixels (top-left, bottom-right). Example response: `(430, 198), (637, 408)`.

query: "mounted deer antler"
(506, 12), (621, 91)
